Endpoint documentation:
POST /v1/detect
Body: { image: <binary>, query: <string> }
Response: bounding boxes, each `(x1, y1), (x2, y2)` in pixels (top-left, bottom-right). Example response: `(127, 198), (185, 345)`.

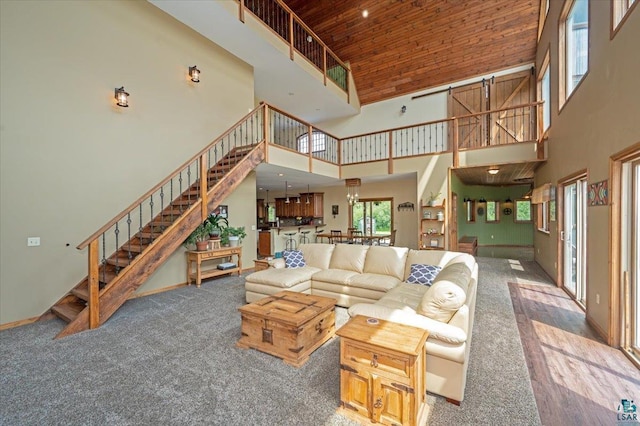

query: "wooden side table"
(253, 258), (270, 271)
(185, 246), (242, 287)
(337, 315), (429, 426)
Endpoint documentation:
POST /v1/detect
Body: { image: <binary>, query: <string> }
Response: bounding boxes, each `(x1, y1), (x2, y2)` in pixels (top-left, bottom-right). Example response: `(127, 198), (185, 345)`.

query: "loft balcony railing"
(237, 0), (350, 94)
(264, 101), (544, 167)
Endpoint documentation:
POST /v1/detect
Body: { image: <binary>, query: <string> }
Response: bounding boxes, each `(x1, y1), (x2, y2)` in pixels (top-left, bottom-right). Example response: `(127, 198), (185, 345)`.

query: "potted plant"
(222, 226), (247, 247)
(185, 222), (214, 251)
(205, 212), (228, 239)
(427, 191), (441, 207)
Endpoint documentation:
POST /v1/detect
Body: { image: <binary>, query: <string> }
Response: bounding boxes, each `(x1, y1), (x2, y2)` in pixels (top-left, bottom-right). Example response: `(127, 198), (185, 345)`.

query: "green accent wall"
(451, 174), (533, 246)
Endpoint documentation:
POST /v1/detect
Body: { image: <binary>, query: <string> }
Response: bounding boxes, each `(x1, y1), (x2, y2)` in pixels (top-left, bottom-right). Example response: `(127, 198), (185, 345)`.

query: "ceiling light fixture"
(488, 168), (499, 175)
(362, 9), (369, 18)
(189, 65), (200, 83)
(346, 178), (361, 206)
(285, 181), (290, 204)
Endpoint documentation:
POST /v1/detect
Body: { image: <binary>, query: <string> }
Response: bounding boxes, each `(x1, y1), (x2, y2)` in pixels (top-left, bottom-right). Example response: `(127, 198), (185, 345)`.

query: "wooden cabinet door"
(313, 193), (324, 217)
(372, 375), (412, 426)
(340, 367), (372, 420)
(275, 199), (285, 217)
(256, 199), (264, 219)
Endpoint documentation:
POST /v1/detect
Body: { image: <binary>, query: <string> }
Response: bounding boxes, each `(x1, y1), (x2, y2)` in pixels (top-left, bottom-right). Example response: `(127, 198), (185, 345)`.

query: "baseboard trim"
(128, 282), (188, 299)
(0, 315), (42, 331)
(585, 312), (608, 342)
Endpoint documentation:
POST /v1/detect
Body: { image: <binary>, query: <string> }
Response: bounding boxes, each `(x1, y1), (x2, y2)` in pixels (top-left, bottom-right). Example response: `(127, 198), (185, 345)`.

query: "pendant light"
(285, 181), (290, 204)
(306, 185), (311, 204)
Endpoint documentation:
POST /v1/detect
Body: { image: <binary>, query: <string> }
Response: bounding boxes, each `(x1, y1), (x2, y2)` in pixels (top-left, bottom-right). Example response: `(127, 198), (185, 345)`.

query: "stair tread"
(52, 301), (85, 323)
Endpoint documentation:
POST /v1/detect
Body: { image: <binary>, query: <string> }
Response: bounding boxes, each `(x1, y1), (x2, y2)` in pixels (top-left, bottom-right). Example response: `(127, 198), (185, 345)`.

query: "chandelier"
(345, 178), (361, 206)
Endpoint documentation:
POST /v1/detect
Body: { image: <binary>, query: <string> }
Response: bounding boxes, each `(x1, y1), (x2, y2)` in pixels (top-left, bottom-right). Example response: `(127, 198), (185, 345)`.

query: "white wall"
(0, 1), (255, 324)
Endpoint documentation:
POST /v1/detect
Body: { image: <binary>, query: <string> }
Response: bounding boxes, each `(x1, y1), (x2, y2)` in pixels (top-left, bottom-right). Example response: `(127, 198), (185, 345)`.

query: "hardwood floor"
(509, 281), (640, 426)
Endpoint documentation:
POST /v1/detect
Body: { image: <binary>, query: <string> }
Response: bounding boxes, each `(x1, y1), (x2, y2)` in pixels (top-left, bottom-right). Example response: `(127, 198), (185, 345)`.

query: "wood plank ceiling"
(284, 0), (540, 105)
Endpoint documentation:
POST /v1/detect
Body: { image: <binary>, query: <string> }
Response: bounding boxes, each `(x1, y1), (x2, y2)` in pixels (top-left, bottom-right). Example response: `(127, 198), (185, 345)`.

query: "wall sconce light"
(189, 65), (200, 83)
(463, 197), (472, 202)
(505, 196), (512, 203)
(478, 197), (487, 203)
(114, 86), (129, 107)
(401, 105), (407, 114)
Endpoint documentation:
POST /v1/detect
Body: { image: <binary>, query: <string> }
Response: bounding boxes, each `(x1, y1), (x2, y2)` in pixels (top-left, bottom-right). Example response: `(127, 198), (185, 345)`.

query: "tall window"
(515, 199), (532, 222)
(297, 131), (326, 154)
(613, 0), (637, 33)
(560, 0), (589, 106)
(538, 50), (551, 132)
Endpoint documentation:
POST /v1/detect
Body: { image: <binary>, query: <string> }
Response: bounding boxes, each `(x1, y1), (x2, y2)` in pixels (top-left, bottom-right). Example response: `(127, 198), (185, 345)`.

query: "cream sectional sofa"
(244, 243), (478, 404)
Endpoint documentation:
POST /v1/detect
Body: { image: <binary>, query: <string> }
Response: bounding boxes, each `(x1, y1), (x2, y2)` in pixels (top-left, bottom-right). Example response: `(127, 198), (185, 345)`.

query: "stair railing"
(75, 104), (266, 328)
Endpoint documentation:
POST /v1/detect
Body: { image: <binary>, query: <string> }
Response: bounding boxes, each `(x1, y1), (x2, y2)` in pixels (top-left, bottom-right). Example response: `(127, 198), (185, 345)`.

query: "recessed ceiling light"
(488, 169), (499, 175)
(278, 173), (284, 176)
(362, 9), (369, 18)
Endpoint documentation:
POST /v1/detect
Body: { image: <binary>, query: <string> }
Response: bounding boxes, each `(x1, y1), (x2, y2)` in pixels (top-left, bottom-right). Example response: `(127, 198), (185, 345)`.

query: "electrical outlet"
(27, 237), (40, 247)
(596, 294), (600, 304)
(251, 225), (256, 231)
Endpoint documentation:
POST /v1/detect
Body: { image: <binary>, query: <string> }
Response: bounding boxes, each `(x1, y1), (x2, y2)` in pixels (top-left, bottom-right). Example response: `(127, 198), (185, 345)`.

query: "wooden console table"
(186, 246), (242, 287)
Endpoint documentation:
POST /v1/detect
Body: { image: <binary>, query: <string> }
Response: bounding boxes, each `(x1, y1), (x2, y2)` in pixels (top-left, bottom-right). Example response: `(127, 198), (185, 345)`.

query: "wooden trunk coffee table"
(237, 291), (336, 367)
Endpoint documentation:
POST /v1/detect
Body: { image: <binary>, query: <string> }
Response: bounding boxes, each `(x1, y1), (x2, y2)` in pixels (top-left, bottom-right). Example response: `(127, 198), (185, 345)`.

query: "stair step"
(171, 199), (197, 206)
(52, 301), (85, 323)
(160, 208), (185, 216)
(106, 257), (133, 268)
(119, 243), (147, 253)
(137, 231), (158, 240)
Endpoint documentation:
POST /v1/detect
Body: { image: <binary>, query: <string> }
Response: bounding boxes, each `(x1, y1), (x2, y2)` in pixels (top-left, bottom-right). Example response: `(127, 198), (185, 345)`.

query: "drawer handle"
(373, 397), (383, 409)
(370, 354), (378, 368)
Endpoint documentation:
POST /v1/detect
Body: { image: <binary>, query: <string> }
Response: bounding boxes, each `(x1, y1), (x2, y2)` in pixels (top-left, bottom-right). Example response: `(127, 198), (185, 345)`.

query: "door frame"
(557, 169), (588, 299)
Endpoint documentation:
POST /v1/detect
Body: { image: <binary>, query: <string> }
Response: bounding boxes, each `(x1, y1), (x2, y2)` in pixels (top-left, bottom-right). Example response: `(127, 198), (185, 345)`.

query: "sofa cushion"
(407, 264), (442, 286)
(312, 269), (359, 285)
(348, 273), (401, 292)
(299, 243), (335, 269)
(417, 280), (466, 322)
(328, 244), (369, 273)
(433, 262), (472, 294)
(403, 250), (463, 281)
(363, 246), (409, 280)
(245, 266), (319, 288)
(283, 250), (305, 268)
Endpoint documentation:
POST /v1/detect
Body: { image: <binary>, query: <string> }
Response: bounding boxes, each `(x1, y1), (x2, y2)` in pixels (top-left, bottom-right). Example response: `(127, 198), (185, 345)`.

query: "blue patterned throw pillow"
(283, 250), (306, 268)
(407, 264), (442, 286)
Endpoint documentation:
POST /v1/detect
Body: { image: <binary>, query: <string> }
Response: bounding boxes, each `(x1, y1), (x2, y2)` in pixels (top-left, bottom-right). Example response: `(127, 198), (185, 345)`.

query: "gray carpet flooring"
(0, 257), (547, 425)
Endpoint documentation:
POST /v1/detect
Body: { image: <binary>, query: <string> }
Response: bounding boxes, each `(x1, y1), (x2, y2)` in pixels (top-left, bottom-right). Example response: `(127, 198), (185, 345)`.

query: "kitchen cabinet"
(274, 193), (323, 218)
(256, 199), (264, 219)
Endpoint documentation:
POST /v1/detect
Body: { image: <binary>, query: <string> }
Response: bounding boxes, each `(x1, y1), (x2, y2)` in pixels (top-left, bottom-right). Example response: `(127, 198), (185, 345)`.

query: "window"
(538, 50), (551, 132)
(537, 202), (550, 232)
(613, 0), (637, 33)
(559, 0), (589, 106)
(297, 131), (326, 154)
(486, 201), (499, 223)
(515, 199), (533, 222)
(351, 198), (393, 236)
(538, 0), (550, 40)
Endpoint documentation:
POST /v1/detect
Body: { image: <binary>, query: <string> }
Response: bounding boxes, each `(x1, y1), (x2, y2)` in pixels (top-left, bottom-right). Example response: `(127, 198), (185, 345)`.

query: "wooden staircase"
(45, 106), (267, 338)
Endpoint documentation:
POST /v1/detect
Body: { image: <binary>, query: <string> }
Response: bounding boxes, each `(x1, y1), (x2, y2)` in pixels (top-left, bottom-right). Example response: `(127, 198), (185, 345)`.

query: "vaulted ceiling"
(285, 0), (540, 105)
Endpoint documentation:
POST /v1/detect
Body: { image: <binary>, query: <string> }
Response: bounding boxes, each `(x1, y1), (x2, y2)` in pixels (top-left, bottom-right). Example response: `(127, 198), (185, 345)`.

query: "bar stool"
(283, 232), (297, 250)
(315, 229), (325, 243)
(299, 230), (311, 245)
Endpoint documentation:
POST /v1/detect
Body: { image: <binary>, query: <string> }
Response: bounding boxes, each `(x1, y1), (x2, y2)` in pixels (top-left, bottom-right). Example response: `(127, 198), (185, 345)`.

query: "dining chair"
(330, 230), (342, 244)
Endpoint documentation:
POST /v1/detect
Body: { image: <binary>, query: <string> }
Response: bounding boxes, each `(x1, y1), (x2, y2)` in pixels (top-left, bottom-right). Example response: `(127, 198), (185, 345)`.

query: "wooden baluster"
(200, 154), (208, 221)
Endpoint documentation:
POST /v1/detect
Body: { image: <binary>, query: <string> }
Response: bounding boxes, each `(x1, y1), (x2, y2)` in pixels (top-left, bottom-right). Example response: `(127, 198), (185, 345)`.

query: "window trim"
(538, 0), (550, 41)
(537, 201), (550, 233)
(558, 0), (590, 112)
(538, 48), (551, 135)
(296, 131), (327, 154)
(611, 0), (638, 39)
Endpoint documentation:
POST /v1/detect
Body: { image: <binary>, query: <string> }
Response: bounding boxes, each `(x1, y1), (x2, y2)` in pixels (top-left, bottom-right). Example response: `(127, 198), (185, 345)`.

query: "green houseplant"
(222, 226), (246, 247)
(185, 222), (214, 251)
(205, 212), (228, 239)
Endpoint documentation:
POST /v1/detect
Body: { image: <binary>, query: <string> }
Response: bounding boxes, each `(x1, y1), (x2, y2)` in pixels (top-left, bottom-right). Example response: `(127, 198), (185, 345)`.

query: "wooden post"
(452, 119), (459, 168)
(308, 125), (313, 173)
(200, 154), (208, 221)
(338, 138), (342, 178)
(388, 131), (394, 174)
(239, 0), (245, 23)
(263, 104), (270, 163)
(537, 103), (545, 159)
(289, 13), (294, 60)
(323, 47), (327, 86)
(88, 239), (99, 329)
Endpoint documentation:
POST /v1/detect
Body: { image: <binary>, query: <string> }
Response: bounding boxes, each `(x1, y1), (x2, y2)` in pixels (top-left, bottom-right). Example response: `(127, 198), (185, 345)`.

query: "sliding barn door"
(489, 70), (536, 145)
(448, 70), (535, 150)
